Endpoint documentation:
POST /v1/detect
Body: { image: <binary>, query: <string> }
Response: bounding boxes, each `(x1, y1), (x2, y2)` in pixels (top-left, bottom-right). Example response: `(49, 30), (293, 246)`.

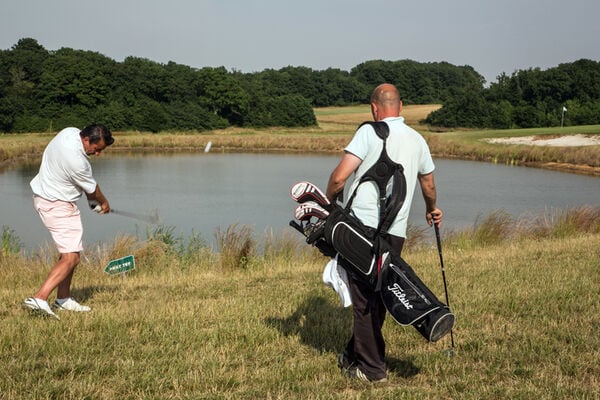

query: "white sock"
(55, 297), (70, 305)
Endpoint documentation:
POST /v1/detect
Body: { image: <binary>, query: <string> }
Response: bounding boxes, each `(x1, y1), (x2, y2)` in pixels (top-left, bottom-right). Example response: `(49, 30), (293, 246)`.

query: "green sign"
(104, 255), (135, 275)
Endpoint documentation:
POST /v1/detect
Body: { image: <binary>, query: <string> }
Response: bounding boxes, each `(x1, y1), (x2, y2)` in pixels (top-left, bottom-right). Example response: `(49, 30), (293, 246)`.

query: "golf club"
(90, 201), (159, 224)
(433, 218), (455, 355)
(290, 181), (331, 207)
(295, 201), (330, 221)
(111, 209), (159, 224)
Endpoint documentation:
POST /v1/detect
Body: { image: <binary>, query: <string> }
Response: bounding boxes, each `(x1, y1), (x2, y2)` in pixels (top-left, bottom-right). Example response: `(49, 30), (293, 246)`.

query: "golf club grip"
(289, 220), (304, 234)
(434, 223), (442, 248)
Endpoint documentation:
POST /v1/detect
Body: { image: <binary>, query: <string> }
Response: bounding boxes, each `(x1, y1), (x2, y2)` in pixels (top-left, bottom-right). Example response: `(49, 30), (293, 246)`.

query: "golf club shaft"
(434, 221), (455, 349)
(111, 209), (157, 224)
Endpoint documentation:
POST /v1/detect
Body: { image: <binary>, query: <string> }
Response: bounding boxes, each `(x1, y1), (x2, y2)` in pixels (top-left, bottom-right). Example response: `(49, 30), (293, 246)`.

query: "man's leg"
(26, 197), (86, 317)
(344, 276), (387, 380)
(32, 197), (84, 301)
(34, 252), (80, 300)
(342, 234), (405, 380)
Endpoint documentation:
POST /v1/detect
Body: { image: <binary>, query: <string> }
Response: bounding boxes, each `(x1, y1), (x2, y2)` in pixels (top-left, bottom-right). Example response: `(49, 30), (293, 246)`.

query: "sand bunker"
(485, 134), (600, 147)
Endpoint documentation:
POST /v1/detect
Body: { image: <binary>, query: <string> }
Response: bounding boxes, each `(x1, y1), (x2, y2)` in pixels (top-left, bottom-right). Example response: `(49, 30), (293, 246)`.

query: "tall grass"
(262, 227), (314, 264)
(448, 206), (600, 249)
(215, 224), (256, 269)
(1, 208), (598, 398)
(1, 225), (23, 256)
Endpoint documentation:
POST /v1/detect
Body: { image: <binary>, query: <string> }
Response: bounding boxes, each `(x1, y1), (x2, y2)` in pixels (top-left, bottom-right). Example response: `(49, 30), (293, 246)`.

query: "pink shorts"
(33, 195), (84, 253)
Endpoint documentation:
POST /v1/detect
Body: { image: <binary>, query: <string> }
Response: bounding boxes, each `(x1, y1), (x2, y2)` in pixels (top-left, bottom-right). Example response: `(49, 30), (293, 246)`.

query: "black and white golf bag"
(290, 121), (454, 342)
(302, 205), (454, 342)
(379, 256), (455, 342)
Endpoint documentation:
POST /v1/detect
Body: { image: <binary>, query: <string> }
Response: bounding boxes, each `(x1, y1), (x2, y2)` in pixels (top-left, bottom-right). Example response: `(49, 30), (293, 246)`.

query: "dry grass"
(215, 224), (256, 269)
(1, 214), (598, 399)
(443, 206), (600, 250)
(315, 104), (441, 133)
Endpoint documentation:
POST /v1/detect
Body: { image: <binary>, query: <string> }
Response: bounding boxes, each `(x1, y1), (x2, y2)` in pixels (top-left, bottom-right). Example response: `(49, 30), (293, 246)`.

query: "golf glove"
(88, 200), (102, 213)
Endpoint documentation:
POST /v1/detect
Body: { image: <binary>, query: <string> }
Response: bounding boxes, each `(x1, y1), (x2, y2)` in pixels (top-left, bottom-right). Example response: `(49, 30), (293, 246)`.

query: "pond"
(1, 153), (598, 250)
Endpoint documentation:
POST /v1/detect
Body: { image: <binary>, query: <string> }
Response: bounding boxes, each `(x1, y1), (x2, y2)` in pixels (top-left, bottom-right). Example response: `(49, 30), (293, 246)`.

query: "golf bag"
(289, 121), (454, 342)
(320, 205), (381, 287)
(307, 207), (454, 342)
(379, 257), (455, 342)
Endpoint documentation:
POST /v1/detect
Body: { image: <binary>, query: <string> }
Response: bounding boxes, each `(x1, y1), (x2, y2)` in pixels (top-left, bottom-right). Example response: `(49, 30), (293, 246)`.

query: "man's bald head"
(370, 83), (402, 121)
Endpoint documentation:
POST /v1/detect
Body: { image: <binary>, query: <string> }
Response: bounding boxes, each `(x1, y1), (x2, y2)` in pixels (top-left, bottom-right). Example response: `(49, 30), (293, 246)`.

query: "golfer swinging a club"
(23, 124), (114, 319)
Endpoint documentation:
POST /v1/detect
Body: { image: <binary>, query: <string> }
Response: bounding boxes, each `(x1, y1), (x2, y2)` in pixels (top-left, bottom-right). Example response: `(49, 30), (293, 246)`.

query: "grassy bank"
(1, 105), (599, 175)
(1, 207), (599, 399)
(424, 125), (600, 176)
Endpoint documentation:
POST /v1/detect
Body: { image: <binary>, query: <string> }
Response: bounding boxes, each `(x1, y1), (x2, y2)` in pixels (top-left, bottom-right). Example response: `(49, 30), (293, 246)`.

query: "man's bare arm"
(85, 184), (111, 213)
(418, 172), (442, 226)
(326, 152), (362, 202)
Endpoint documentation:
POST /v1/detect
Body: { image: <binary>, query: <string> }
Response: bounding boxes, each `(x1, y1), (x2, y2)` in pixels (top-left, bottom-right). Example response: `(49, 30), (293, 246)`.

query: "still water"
(1, 153), (598, 250)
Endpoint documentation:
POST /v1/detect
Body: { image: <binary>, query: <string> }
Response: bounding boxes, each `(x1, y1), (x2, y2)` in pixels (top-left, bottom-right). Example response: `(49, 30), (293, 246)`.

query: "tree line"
(425, 59), (600, 128)
(0, 38), (598, 133)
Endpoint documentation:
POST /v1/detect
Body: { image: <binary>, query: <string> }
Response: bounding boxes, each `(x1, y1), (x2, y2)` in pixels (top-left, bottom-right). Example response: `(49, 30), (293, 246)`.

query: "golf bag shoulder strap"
(345, 121), (407, 235)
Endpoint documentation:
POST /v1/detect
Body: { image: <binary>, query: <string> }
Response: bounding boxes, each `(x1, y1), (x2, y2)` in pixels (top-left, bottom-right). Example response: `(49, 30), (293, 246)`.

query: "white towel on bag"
(322, 254), (352, 307)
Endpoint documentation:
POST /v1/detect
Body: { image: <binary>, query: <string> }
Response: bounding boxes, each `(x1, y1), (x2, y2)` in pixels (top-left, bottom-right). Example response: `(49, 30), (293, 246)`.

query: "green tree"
(425, 85), (488, 128)
(115, 57), (168, 103)
(267, 95), (316, 127)
(132, 98), (169, 133)
(196, 67), (249, 125)
(91, 101), (132, 130)
(6, 38), (49, 84)
(0, 38), (50, 131)
(163, 101), (228, 131)
(36, 48), (115, 111)
(430, 59), (600, 128)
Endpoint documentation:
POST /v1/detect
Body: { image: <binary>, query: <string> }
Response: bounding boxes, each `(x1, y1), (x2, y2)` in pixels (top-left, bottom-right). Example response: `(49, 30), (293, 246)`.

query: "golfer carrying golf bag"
(325, 83), (446, 382)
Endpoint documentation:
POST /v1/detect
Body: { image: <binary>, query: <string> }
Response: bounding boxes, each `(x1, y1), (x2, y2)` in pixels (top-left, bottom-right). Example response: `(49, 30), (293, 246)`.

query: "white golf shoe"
(54, 298), (91, 312)
(23, 297), (60, 320)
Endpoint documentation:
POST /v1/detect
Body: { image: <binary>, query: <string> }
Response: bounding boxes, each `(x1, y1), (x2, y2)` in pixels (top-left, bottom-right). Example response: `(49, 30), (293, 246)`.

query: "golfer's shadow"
(265, 294), (349, 353)
(69, 285), (119, 303)
(264, 294), (420, 378)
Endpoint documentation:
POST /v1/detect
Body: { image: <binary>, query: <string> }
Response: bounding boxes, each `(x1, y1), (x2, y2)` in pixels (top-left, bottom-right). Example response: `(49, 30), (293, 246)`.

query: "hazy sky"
(1, 0), (598, 84)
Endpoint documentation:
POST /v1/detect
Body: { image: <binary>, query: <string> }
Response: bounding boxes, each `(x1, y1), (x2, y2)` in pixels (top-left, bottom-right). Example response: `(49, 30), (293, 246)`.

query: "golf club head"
(290, 181), (331, 207)
(295, 201), (329, 221)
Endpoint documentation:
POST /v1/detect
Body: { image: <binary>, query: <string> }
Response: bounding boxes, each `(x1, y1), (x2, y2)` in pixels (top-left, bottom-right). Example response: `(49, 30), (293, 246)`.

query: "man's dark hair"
(80, 124), (114, 146)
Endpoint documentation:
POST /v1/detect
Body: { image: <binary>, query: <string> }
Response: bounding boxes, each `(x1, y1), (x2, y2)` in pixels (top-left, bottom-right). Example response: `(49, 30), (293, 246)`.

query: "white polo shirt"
(30, 127), (97, 202)
(344, 117), (435, 237)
